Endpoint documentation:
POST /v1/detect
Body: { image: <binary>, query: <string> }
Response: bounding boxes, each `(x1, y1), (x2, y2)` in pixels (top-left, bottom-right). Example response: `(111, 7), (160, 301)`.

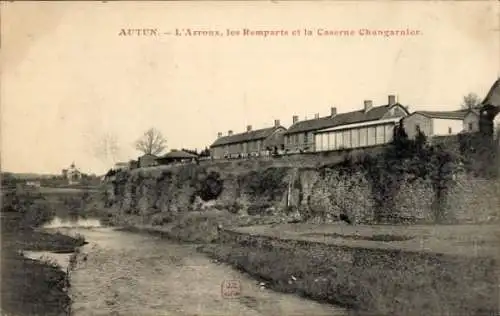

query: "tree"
(135, 128), (167, 155)
(199, 147), (211, 157)
(461, 93), (481, 110)
(93, 133), (121, 165)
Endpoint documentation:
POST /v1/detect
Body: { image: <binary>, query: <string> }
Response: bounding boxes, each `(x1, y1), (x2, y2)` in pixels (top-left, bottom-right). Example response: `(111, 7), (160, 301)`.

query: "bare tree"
(461, 93), (481, 110)
(135, 128), (167, 155)
(93, 133), (121, 165)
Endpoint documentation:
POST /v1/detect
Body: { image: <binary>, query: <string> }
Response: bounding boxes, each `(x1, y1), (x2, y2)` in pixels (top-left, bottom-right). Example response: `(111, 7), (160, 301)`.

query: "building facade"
(61, 162), (82, 185)
(479, 78), (500, 138)
(315, 117), (403, 151)
(402, 110), (471, 140)
(285, 95), (409, 153)
(157, 150), (198, 165)
(463, 110), (481, 133)
(210, 120), (286, 159)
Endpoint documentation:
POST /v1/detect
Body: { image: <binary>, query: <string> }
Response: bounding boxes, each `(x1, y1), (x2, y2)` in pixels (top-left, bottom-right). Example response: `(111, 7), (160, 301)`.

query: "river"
(25, 216), (350, 316)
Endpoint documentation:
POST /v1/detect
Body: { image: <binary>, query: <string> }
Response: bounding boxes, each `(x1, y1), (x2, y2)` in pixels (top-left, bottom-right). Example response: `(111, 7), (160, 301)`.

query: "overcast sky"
(1, 1), (499, 175)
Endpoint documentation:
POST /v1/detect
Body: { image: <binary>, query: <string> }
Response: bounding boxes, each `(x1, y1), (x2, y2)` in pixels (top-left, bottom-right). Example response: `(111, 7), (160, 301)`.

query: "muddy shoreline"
(1, 210), (86, 316)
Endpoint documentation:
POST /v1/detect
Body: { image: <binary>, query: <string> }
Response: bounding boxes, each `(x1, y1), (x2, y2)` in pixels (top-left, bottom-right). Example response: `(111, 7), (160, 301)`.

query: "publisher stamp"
(221, 279), (241, 299)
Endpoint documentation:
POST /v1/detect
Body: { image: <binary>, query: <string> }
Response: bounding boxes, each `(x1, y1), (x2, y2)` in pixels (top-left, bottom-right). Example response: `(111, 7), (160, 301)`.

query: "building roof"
(210, 126), (284, 147)
(139, 153), (158, 159)
(114, 162), (129, 168)
(159, 150), (198, 159)
(413, 110), (470, 120)
(285, 104), (407, 135)
(465, 108), (481, 116)
(482, 77), (500, 107)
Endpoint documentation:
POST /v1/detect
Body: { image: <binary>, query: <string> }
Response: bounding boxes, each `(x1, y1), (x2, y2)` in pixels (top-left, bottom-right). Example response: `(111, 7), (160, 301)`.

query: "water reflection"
(43, 216), (102, 229)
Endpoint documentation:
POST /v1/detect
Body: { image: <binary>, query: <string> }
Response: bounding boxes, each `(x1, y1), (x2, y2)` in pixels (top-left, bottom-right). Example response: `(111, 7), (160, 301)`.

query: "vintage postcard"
(1, 1), (499, 315)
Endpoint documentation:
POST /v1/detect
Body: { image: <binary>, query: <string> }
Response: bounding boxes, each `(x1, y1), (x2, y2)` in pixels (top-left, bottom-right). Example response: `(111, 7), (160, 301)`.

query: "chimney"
(274, 119), (280, 127)
(364, 100), (373, 113)
(228, 130), (233, 136)
(314, 113), (320, 119)
(388, 94), (396, 106)
(292, 115), (299, 124)
(331, 107), (337, 117)
(247, 125), (252, 132)
(217, 132), (222, 138)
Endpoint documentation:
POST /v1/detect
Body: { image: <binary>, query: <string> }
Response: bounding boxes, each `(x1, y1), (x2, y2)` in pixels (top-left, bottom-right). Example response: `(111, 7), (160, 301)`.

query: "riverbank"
(99, 202), (499, 315)
(106, 207), (298, 244)
(198, 223), (499, 316)
(58, 224), (348, 316)
(1, 191), (87, 316)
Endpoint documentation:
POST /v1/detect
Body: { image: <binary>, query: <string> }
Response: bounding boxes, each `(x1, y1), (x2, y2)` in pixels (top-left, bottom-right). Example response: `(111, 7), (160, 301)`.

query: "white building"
(310, 96), (410, 152)
(62, 162), (82, 185)
(401, 110), (476, 140)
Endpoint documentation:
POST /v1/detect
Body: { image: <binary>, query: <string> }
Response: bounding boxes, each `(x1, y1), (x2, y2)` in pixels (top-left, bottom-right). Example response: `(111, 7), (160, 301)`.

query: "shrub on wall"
(197, 171), (223, 201)
(459, 132), (499, 179)
(239, 167), (289, 200)
(323, 126), (461, 224)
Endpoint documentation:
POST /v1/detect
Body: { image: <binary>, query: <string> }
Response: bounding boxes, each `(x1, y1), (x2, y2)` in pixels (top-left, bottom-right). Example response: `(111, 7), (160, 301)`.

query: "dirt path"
(64, 227), (348, 316)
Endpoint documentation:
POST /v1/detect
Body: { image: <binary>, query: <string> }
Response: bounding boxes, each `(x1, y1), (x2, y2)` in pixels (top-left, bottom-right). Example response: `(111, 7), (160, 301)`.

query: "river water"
(26, 216), (349, 316)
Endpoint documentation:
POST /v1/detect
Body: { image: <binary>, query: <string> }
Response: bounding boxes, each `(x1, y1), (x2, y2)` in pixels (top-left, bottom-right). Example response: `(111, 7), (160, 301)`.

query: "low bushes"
(2, 191), (55, 229)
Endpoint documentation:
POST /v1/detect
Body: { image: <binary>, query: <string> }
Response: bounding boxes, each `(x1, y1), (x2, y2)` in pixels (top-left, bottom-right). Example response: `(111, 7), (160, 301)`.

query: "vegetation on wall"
(238, 167), (289, 200)
(458, 132), (499, 179)
(106, 122), (498, 225)
(326, 125), (461, 223)
(196, 171), (223, 201)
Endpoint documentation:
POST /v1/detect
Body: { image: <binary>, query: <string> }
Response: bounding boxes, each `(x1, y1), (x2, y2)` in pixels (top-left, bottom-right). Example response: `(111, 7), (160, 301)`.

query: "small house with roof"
(138, 153), (158, 168)
(402, 109), (477, 140)
(285, 95), (410, 153)
(210, 120), (286, 159)
(156, 149), (198, 165)
(463, 108), (482, 133)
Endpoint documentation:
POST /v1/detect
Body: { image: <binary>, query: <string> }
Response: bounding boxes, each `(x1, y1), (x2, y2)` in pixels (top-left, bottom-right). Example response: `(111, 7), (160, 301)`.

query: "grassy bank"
(1, 190), (87, 316)
(112, 208), (295, 244)
(198, 228), (498, 316)
(1, 249), (73, 316)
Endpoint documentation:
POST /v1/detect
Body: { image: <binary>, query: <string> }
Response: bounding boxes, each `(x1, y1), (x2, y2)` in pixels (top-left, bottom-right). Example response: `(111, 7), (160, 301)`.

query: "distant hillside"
(1, 172), (59, 180)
